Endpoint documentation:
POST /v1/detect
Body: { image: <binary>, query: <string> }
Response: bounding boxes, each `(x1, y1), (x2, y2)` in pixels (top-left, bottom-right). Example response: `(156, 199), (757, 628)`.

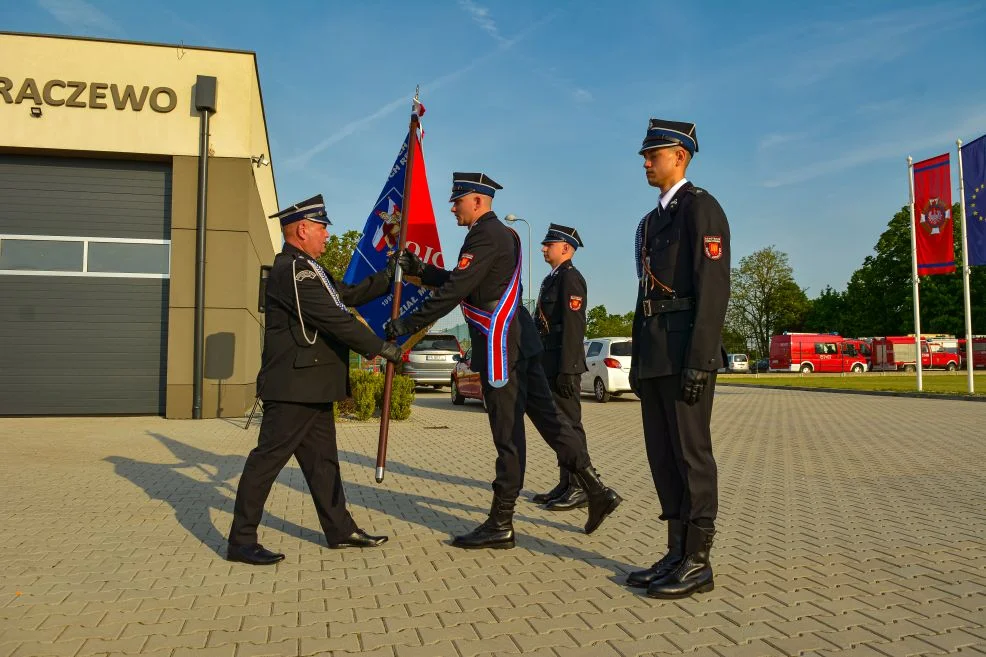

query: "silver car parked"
(401, 333), (463, 388)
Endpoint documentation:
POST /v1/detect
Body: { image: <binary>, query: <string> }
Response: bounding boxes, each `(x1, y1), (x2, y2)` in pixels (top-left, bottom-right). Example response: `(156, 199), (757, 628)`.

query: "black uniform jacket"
(411, 212), (542, 376)
(536, 260), (588, 379)
(258, 243), (390, 403)
(632, 182), (730, 378)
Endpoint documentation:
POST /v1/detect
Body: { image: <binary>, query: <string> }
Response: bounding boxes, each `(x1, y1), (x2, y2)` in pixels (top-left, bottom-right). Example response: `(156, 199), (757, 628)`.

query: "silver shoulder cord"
(291, 258), (318, 345)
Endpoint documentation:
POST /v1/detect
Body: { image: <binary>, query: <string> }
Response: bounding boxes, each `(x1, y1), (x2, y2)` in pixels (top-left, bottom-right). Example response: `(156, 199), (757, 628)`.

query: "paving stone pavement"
(1, 386), (984, 657)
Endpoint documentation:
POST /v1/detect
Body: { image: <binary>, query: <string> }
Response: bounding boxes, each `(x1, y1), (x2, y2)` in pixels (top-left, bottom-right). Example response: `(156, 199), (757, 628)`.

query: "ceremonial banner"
(961, 134), (986, 266)
(343, 134), (443, 345)
(913, 153), (955, 275)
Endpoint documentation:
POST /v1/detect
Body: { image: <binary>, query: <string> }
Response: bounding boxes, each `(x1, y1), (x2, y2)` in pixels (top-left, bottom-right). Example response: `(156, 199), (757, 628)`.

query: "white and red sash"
(460, 229), (522, 388)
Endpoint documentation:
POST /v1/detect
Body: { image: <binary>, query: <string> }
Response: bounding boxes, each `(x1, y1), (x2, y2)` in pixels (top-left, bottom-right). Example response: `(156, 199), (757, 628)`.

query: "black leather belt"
(642, 297), (694, 317)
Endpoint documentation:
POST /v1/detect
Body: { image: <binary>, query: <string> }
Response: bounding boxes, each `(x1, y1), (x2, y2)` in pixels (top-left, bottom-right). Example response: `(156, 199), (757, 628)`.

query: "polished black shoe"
(626, 519), (685, 588)
(532, 468), (569, 504)
(453, 495), (515, 549)
(226, 543), (285, 565)
(544, 472), (587, 511)
(573, 466), (622, 534)
(647, 523), (715, 599)
(328, 529), (388, 549)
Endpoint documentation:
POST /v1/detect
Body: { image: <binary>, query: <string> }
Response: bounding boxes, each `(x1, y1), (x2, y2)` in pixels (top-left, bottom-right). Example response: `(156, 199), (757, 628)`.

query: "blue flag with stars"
(962, 134), (986, 266)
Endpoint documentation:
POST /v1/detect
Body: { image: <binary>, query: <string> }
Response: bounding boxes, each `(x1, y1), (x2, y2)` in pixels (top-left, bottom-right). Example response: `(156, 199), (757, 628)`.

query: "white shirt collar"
(660, 177), (688, 209)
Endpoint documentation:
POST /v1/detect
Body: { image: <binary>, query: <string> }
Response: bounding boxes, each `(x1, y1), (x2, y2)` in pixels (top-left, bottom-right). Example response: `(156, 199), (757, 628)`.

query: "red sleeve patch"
(703, 235), (723, 260)
(457, 253), (474, 269)
(569, 295), (583, 311)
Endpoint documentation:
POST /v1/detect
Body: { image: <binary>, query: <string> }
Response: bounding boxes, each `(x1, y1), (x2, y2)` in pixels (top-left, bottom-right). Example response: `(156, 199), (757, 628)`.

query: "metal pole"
(192, 109), (211, 418)
(504, 215), (531, 311)
(907, 156), (923, 392)
(957, 139), (975, 394)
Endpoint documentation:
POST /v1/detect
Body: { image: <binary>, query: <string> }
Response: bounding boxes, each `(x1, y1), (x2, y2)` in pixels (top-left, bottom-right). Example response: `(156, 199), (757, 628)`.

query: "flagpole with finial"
(957, 139), (975, 394)
(376, 86), (423, 483)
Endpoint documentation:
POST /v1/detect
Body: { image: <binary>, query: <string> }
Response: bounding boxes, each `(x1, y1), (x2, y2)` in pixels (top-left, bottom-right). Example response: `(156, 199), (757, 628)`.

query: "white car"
(581, 337), (634, 402)
(719, 353), (749, 373)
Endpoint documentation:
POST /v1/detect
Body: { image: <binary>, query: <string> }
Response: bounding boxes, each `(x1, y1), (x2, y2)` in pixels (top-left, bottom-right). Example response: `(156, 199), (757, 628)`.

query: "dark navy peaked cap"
(541, 223), (583, 249)
(639, 118), (699, 155)
(269, 194), (331, 226)
(449, 172), (503, 202)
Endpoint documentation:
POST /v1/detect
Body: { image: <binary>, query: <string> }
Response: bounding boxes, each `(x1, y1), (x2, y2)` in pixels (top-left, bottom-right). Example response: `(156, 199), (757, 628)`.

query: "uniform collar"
(283, 242), (309, 259)
(469, 211), (497, 230)
(549, 259), (574, 276)
(659, 177), (689, 209)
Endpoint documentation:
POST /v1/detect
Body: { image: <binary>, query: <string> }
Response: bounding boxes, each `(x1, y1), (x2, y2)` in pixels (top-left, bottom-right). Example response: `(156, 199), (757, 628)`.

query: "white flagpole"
(907, 156), (924, 391)
(957, 139), (975, 393)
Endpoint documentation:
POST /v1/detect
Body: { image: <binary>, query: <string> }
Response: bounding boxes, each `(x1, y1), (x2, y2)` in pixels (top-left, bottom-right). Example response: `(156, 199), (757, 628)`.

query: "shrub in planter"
(348, 369), (379, 421)
(377, 374), (415, 421)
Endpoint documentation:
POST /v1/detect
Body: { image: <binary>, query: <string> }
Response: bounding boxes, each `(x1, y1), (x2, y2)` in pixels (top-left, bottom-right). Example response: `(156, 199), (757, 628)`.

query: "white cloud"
(36, 0), (122, 35)
(457, 0), (507, 44)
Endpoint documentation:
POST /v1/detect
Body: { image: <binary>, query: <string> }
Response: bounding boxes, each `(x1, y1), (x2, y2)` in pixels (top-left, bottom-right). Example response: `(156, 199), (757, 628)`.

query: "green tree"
(803, 286), (848, 335)
(726, 246), (809, 357)
(315, 230), (363, 281)
(586, 305), (633, 338)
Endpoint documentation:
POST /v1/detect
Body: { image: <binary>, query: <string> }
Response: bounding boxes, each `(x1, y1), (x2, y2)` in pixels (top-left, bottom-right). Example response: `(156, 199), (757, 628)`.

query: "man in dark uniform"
(227, 195), (404, 565)
(530, 224), (590, 512)
(386, 173), (621, 550)
(625, 120), (730, 598)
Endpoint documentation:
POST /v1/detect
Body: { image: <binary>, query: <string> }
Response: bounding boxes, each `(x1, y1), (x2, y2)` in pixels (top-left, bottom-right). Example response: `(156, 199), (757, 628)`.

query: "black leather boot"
(452, 495), (516, 549)
(626, 519), (685, 588)
(532, 468), (569, 504)
(646, 522), (715, 599)
(545, 470), (588, 511)
(573, 466), (622, 534)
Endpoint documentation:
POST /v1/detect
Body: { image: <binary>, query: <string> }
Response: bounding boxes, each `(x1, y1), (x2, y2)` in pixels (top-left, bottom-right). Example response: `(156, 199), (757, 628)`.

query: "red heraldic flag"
(913, 153), (956, 275)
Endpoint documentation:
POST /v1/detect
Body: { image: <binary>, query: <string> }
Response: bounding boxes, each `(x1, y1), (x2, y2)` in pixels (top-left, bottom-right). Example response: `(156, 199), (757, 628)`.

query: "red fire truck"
(870, 336), (962, 372)
(769, 333), (869, 374)
(958, 337), (986, 369)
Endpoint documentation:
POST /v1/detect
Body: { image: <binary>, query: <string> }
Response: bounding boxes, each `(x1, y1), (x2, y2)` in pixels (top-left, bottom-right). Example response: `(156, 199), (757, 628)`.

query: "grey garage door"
(0, 155), (172, 415)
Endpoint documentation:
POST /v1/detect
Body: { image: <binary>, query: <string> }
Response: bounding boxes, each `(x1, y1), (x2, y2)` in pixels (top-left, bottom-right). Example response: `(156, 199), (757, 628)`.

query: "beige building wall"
(167, 156), (275, 418)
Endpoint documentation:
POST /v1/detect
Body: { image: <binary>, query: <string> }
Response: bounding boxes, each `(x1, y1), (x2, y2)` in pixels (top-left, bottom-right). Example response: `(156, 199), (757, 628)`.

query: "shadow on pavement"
(104, 431), (637, 577)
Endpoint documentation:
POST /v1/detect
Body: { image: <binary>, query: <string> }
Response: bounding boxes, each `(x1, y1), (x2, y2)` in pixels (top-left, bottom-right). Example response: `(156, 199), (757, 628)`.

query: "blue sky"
(5, 0), (986, 314)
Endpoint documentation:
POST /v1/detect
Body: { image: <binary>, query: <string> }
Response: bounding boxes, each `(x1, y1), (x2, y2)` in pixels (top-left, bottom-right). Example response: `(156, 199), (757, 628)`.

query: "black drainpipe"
(192, 75), (217, 419)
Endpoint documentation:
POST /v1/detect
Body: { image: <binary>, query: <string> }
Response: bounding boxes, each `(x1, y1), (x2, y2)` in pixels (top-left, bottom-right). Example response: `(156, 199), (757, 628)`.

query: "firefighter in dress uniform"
(226, 195), (404, 566)
(625, 120), (731, 599)
(530, 224), (591, 512)
(385, 173), (622, 549)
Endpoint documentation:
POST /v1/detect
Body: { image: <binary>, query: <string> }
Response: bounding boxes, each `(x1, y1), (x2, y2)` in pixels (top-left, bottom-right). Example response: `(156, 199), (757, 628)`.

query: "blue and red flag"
(913, 153), (956, 275)
(343, 132), (443, 345)
(961, 134), (986, 266)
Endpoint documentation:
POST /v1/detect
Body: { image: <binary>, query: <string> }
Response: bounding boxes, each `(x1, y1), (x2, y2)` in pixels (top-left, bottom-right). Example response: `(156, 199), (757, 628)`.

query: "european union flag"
(961, 134), (986, 266)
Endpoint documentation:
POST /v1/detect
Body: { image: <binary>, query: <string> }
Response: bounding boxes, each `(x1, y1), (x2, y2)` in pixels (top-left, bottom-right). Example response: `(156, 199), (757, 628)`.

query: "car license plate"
(426, 355), (444, 361)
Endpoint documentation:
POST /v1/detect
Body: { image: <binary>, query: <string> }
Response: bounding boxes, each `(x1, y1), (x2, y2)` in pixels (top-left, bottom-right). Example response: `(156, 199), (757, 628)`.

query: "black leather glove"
(681, 368), (710, 406)
(385, 251), (399, 280)
(378, 341), (403, 364)
(398, 249), (426, 278)
(384, 317), (413, 340)
(556, 373), (579, 399)
(629, 367), (639, 395)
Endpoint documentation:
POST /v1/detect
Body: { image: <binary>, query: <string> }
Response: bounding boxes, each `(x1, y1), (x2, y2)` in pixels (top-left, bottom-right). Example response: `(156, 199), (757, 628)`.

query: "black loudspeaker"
(194, 75), (218, 112)
(204, 332), (235, 380)
(258, 264), (272, 313)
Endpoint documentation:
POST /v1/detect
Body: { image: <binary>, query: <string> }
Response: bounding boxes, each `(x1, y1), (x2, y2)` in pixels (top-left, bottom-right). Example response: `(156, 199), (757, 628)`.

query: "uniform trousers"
(547, 376), (588, 454)
(228, 400), (356, 546)
(639, 373), (719, 524)
(481, 355), (590, 501)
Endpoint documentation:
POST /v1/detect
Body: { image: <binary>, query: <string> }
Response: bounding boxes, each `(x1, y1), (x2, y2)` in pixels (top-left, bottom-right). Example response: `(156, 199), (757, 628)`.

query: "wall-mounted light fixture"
(251, 153), (270, 167)
(30, 107), (42, 118)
